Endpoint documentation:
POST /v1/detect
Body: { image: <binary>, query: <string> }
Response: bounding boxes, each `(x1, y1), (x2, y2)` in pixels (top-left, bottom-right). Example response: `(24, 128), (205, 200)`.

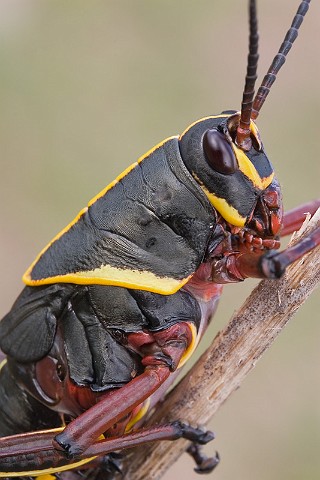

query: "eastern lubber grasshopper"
(0, 0), (319, 479)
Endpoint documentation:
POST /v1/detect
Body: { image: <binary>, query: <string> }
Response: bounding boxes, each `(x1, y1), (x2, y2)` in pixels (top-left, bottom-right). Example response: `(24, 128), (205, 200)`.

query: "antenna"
(251, 0), (311, 120)
(236, 0), (259, 151)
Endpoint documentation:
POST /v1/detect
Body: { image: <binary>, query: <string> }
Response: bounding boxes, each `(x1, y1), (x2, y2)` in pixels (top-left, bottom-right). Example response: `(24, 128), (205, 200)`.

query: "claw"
(172, 422), (215, 444)
(187, 443), (220, 475)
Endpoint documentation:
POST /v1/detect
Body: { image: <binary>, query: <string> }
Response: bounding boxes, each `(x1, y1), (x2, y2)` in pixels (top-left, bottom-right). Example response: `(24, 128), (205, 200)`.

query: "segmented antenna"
(236, 0), (259, 151)
(251, 0), (311, 120)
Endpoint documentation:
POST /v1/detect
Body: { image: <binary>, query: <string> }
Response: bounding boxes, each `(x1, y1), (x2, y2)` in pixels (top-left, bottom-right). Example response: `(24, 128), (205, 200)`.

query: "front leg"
(236, 221), (320, 280)
(281, 199), (320, 236)
(210, 204), (320, 283)
(210, 224), (320, 283)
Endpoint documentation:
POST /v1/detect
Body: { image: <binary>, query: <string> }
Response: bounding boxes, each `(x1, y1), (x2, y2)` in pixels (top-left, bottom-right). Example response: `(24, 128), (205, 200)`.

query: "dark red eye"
(203, 129), (238, 174)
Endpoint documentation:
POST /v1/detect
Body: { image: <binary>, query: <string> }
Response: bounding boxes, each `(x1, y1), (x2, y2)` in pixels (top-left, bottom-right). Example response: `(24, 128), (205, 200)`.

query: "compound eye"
(203, 129), (238, 174)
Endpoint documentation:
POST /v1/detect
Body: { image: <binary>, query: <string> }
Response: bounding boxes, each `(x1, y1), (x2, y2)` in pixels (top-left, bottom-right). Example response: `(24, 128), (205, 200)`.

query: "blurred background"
(0, 1), (319, 479)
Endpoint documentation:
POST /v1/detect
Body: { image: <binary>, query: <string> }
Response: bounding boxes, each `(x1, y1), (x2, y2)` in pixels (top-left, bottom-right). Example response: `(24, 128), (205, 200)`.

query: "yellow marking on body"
(23, 136), (178, 287)
(203, 189), (246, 226)
(232, 144), (274, 189)
(192, 173), (246, 227)
(35, 475), (56, 480)
(0, 456), (97, 478)
(180, 113), (265, 160)
(178, 322), (200, 368)
(0, 359), (7, 371)
(260, 172), (274, 189)
(24, 264), (192, 295)
(125, 398), (151, 433)
(179, 114), (231, 139)
(179, 113), (272, 190)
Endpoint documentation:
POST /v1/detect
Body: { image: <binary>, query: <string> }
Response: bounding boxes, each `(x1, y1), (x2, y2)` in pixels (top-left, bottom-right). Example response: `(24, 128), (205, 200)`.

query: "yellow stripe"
(178, 322), (200, 368)
(35, 475), (56, 480)
(202, 189), (246, 227)
(24, 264), (191, 295)
(179, 113), (273, 194)
(192, 173), (246, 227)
(23, 136), (178, 287)
(232, 144), (274, 190)
(179, 113), (262, 153)
(0, 359), (7, 371)
(260, 173), (274, 189)
(0, 456), (96, 478)
(125, 398), (151, 433)
(179, 114), (231, 139)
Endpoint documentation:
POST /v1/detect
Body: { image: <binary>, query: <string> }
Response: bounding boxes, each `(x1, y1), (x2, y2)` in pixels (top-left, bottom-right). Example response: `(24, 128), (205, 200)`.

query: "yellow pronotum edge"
(232, 143), (274, 190)
(88, 135), (179, 206)
(23, 136), (179, 289)
(179, 114), (230, 139)
(24, 264), (192, 295)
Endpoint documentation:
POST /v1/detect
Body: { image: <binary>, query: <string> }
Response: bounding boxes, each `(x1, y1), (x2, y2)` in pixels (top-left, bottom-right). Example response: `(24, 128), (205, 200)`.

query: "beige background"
(0, 1), (319, 479)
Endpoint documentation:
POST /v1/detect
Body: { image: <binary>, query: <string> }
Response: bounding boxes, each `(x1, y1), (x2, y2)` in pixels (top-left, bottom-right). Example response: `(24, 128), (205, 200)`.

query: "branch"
(123, 210), (320, 479)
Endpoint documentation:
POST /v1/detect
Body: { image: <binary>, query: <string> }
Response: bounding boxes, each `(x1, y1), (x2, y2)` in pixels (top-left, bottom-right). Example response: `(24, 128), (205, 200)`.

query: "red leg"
(71, 422), (215, 458)
(0, 421), (216, 474)
(282, 199), (320, 236)
(235, 225), (320, 279)
(53, 365), (171, 457)
(260, 226), (320, 278)
(0, 322), (193, 474)
(53, 321), (193, 458)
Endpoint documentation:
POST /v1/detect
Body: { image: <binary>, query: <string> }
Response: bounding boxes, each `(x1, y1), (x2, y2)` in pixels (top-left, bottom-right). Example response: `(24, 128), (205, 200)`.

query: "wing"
(0, 284), (74, 362)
